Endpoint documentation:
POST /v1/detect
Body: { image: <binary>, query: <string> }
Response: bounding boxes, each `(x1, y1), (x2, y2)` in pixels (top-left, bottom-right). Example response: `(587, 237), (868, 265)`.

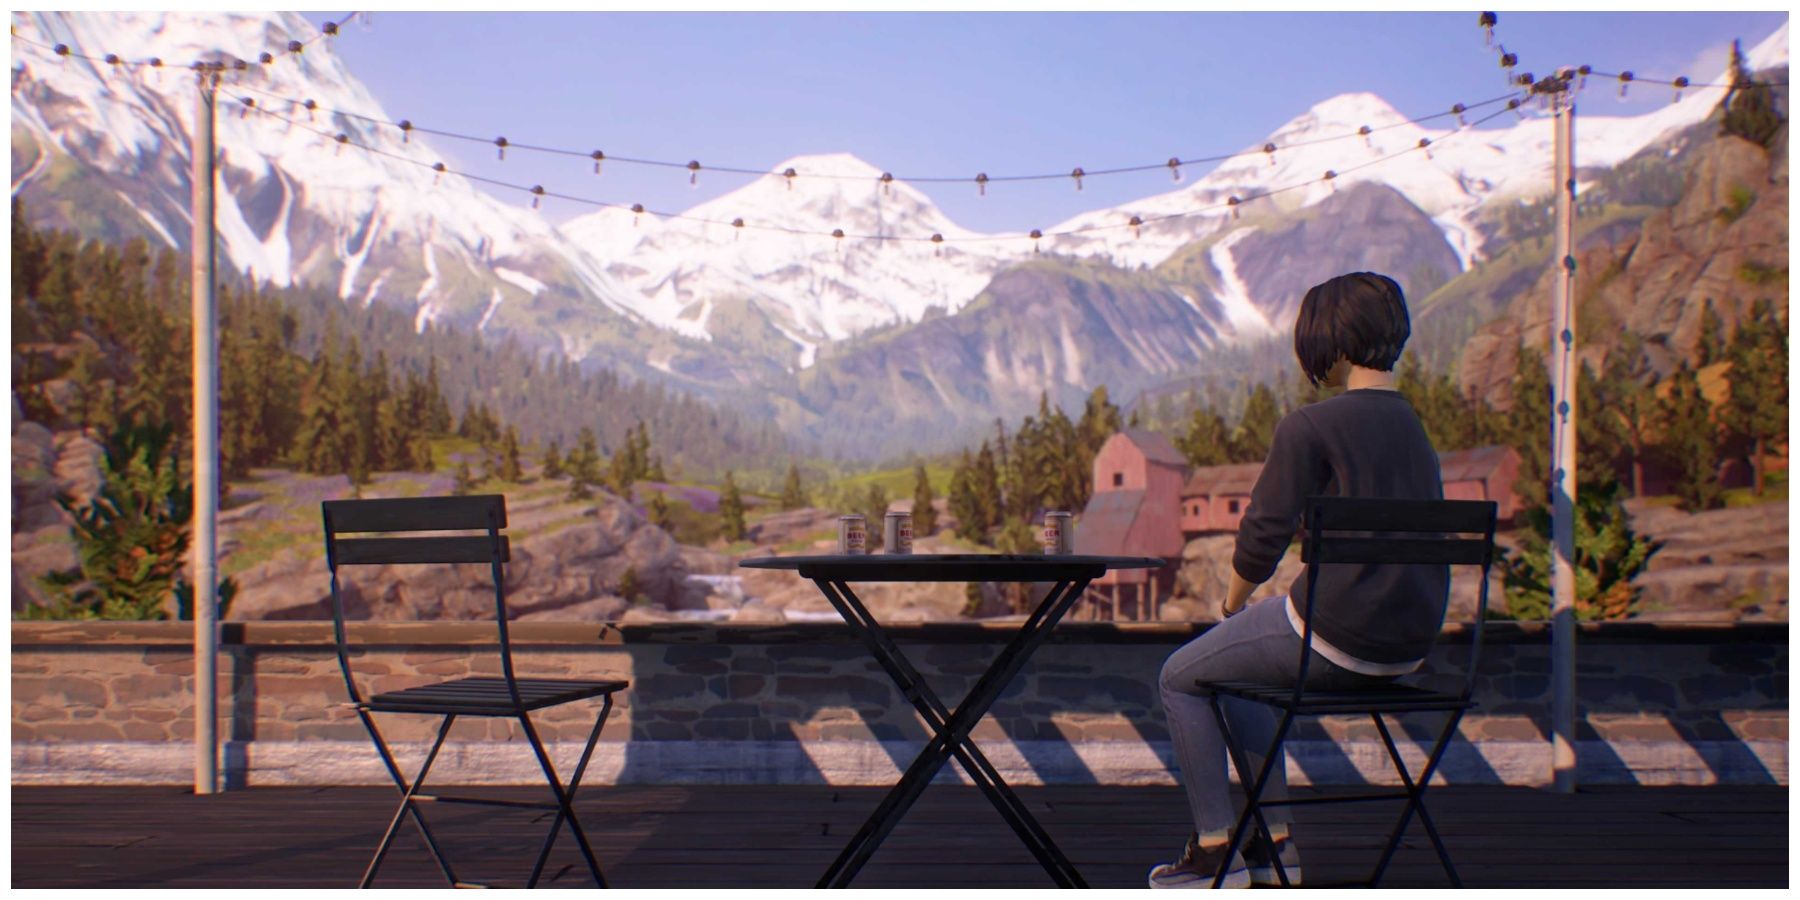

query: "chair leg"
(1212, 700), (1296, 889)
(1209, 695), (1291, 887)
(525, 697), (614, 888)
(1368, 710), (1466, 888)
(517, 705), (610, 888)
(361, 712), (459, 888)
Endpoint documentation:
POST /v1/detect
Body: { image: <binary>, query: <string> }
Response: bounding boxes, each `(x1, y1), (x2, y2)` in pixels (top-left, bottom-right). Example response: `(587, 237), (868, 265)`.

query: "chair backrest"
(1295, 496), (1499, 700)
(320, 494), (519, 706)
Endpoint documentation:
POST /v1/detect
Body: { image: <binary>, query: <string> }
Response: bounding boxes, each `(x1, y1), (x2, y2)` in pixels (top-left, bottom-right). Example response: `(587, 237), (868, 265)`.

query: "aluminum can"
(883, 511), (913, 555)
(838, 515), (868, 555)
(1042, 511), (1074, 555)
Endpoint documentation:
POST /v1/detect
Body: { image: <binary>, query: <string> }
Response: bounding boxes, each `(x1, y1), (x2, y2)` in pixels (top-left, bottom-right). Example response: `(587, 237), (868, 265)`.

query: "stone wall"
(11, 621), (1787, 787)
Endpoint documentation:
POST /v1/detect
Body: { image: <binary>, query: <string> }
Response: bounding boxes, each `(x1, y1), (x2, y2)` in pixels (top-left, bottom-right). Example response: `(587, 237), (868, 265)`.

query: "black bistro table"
(738, 553), (1163, 888)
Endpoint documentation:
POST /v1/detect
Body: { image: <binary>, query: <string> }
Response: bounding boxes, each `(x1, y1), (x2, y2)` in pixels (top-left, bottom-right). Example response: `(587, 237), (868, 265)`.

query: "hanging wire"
(218, 76), (1521, 189)
(231, 93), (1522, 247)
(11, 13), (360, 72)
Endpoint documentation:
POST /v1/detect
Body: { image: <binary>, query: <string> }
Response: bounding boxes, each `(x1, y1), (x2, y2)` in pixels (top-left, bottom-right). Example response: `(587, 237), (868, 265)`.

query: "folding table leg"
(1369, 710), (1466, 887)
(360, 712), (460, 888)
(817, 578), (1092, 888)
(816, 579), (1084, 887)
(516, 706), (610, 888)
(525, 696), (614, 887)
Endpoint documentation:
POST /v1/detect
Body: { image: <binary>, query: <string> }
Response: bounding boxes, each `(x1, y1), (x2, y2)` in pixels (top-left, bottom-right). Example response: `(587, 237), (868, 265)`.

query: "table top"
(738, 553), (1165, 583)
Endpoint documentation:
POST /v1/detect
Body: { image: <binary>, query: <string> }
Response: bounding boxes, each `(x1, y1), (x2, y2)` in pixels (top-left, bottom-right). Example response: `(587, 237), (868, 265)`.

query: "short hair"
(1292, 272), (1412, 387)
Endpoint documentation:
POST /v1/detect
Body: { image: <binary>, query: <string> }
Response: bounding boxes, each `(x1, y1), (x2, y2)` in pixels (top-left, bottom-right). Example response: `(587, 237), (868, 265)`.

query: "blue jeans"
(1159, 596), (1393, 834)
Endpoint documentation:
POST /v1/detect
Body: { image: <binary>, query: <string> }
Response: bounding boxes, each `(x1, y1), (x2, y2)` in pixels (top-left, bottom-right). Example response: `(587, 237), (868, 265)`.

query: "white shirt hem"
(1285, 596), (1423, 677)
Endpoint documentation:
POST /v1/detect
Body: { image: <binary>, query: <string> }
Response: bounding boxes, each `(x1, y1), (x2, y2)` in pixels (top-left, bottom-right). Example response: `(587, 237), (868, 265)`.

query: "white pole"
(1548, 78), (1579, 794)
(191, 66), (220, 796)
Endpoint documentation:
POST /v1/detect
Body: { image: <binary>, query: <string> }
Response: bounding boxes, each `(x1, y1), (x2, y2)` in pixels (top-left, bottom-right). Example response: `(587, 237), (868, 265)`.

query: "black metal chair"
(1203, 496), (1498, 888)
(322, 494), (629, 888)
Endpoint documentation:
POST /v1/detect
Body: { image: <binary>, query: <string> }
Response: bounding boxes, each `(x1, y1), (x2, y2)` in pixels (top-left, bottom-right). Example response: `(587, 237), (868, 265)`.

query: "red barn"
(1074, 429), (1186, 619)
(1179, 462), (1262, 534)
(1437, 445), (1522, 523)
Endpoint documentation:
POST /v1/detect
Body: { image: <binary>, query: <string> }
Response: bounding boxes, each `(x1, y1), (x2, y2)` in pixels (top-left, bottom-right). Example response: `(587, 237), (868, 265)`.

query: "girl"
(1148, 272), (1449, 889)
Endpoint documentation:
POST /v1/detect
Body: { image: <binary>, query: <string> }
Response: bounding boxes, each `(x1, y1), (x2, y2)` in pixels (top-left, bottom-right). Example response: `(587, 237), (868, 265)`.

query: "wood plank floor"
(12, 784), (1788, 888)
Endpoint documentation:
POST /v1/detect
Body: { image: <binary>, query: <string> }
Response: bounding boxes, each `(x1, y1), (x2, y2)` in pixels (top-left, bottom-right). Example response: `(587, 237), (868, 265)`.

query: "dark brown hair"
(1292, 272), (1411, 387)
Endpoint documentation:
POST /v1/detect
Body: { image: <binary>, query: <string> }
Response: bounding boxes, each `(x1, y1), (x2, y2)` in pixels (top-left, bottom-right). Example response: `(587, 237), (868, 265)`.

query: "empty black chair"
(322, 494), (628, 888)
(1203, 496), (1498, 888)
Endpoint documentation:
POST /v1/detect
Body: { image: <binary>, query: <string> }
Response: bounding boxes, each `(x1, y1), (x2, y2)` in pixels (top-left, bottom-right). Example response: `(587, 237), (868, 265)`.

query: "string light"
(1671, 75), (1689, 103)
(1576, 64), (1591, 92)
(13, 14), (358, 74)
(231, 80), (1514, 248)
(1479, 11), (1497, 47)
(1418, 137), (1432, 160)
(494, 136), (507, 160)
(1508, 97), (1524, 120)
(529, 185), (544, 209)
(1029, 228), (1043, 253)
(334, 132), (348, 156)
(591, 150), (605, 175)
(1262, 142), (1277, 166)
(216, 75), (1522, 190)
(1618, 70), (1634, 99)
(397, 119), (412, 143)
(1358, 125), (1372, 149)
(1070, 167), (1085, 192)
(783, 167), (797, 190)
(239, 96), (254, 118)
(731, 217), (744, 241)
(1323, 169), (1336, 192)
(832, 228), (845, 253)
(687, 159), (701, 187)
(975, 172), (989, 196)
(1452, 103), (1467, 127)
(303, 98), (316, 121)
(259, 51), (272, 64)
(880, 172), (894, 196)
(1128, 215), (1143, 239)
(288, 40), (303, 54)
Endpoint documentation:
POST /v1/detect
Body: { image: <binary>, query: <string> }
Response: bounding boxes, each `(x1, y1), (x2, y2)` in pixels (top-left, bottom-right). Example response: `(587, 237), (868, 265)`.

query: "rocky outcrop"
(1624, 498), (1788, 621)
(1459, 130), (1789, 409)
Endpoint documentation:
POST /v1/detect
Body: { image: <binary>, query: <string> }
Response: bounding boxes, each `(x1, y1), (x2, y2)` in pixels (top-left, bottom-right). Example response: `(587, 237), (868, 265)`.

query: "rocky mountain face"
(1457, 116), (1789, 410)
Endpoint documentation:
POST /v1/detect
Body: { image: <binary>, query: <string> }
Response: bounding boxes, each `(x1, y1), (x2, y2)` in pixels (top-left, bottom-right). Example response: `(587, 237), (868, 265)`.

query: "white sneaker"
(1147, 833), (1251, 889)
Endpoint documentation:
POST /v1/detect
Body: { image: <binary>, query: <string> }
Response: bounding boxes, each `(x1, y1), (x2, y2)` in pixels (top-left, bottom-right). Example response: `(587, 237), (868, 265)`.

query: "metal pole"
(191, 67), (220, 796)
(1548, 80), (1579, 793)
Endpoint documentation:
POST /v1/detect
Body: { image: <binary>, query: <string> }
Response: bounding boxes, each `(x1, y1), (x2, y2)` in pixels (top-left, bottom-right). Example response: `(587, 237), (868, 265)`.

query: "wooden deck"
(11, 784), (1788, 888)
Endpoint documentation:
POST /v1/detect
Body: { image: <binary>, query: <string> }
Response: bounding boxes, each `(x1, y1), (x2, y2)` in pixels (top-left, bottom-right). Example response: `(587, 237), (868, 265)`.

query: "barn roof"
(1438, 445), (1518, 482)
(1182, 462), (1263, 497)
(1073, 490), (1146, 556)
(1118, 428), (1188, 469)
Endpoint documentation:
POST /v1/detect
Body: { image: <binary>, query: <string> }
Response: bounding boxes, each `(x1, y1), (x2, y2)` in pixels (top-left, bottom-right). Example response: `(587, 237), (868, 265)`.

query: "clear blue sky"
(303, 11), (1786, 233)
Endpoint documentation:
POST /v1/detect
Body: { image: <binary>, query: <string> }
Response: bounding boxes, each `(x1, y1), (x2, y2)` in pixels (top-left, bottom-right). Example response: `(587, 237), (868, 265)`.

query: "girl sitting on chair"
(1148, 272), (1448, 889)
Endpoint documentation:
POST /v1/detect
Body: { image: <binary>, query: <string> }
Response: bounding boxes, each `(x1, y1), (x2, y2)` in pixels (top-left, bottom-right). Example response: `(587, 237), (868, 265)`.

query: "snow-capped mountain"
(9, 10), (670, 370)
(10, 10), (1788, 449)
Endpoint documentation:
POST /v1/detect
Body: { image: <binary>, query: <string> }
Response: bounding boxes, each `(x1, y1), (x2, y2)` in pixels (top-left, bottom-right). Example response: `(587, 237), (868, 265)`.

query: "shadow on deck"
(11, 784), (1788, 888)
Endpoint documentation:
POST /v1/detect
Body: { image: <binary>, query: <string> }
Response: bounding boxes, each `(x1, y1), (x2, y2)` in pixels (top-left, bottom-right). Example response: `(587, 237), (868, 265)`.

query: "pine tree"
(452, 458), (478, 496)
(973, 440), (1002, 540)
(499, 425), (524, 483)
(1722, 39), (1784, 149)
(1176, 403), (1231, 468)
(1599, 338), (1659, 498)
(1720, 299), (1789, 496)
(1077, 384), (1123, 473)
(648, 490), (673, 530)
(1507, 345), (1554, 511)
(1657, 362), (1724, 511)
(720, 471), (747, 542)
(646, 454), (666, 483)
(1695, 298), (1726, 365)
(780, 463), (807, 510)
(1230, 384), (1281, 462)
(542, 440), (565, 480)
(1497, 481), (1659, 621)
(568, 427), (600, 501)
(949, 450), (983, 543)
(911, 462), (938, 537)
(861, 482), (889, 527)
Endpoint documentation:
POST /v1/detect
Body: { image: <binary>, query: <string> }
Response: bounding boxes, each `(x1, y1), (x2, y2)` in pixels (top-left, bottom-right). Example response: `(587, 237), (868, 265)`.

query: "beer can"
(883, 511), (913, 555)
(838, 515), (868, 555)
(1042, 511), (1074, 555)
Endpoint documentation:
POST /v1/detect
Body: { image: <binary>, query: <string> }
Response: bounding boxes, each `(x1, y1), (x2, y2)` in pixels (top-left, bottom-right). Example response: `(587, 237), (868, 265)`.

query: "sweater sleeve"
(1232, 410), (1323, 584)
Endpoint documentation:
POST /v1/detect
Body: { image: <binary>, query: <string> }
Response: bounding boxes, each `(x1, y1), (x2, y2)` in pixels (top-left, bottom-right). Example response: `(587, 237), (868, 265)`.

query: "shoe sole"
(1148, 867), (1252, 889)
